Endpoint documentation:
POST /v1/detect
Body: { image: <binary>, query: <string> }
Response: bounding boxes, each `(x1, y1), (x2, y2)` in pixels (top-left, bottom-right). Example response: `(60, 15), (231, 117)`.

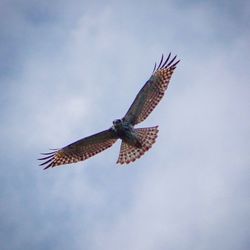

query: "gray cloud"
(0, 1), (249, 250)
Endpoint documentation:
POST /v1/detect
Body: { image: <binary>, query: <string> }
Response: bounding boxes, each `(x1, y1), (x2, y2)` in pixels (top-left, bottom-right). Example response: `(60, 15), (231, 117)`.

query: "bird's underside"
(39, 53), (179, 169)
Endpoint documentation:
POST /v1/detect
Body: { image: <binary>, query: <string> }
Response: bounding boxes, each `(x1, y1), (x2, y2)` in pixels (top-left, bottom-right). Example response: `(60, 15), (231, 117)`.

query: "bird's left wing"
(39, 129), (118, 169)
(123, 53), (180, 125)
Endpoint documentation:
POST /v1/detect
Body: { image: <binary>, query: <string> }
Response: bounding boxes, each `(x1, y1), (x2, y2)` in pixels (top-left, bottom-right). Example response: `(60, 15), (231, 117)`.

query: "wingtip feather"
(156, 54), (164, 70)
(153, 52), (179, 72)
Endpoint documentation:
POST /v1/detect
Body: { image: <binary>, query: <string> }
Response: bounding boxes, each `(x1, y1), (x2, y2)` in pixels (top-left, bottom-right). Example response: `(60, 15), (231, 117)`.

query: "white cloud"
(0, 1), (249, 250)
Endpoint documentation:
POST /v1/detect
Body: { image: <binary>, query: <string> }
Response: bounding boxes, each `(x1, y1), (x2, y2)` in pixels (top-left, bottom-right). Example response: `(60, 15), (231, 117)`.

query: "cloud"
(0, 1), (249, 250)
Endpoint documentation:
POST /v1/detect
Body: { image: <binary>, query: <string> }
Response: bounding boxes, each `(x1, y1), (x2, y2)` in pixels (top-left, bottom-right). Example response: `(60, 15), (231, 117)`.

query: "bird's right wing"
(39, 129), (118, 169)
(123, 53), (179, 125)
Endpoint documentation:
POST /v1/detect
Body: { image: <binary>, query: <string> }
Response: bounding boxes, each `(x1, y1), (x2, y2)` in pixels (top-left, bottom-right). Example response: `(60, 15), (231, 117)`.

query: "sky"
(0, 0), (249, 249)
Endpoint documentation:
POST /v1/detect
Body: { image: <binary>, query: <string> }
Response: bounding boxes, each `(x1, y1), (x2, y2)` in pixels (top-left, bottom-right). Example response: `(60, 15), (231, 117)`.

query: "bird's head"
(112, 119), (123, 130)
(113, 119), (122, 125)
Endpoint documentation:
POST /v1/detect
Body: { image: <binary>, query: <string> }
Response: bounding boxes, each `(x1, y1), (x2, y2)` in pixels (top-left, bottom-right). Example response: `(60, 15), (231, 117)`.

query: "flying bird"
(39, 53), (180, 169)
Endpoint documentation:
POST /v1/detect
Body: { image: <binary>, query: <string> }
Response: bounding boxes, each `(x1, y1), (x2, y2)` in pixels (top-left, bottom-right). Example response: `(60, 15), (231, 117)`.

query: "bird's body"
(39, 53), (180, 169)
(112, 119), (142, 148)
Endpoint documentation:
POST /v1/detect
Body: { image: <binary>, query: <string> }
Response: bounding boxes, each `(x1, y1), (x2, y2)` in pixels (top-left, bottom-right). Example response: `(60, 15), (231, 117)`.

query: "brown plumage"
(39, 130), (118, 169)
(39, 53), (180, 169)
(123, 54), (179, 125)
(116, 126), (159, 164)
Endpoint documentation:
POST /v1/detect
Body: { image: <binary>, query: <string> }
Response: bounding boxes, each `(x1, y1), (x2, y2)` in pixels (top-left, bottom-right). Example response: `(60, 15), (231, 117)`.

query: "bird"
(39, 53), (180, 169)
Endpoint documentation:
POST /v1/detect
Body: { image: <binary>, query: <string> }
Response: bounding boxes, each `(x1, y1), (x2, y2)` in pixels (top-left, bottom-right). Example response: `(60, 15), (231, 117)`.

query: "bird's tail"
(116, 126), (159, 164)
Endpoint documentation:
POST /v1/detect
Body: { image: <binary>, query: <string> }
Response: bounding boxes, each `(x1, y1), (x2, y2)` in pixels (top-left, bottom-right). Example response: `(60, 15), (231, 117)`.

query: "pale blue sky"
(0, 1), (249, 250)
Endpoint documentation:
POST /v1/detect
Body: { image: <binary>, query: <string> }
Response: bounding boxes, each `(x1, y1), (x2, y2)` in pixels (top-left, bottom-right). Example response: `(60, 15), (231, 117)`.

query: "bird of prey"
(39, 53), (179, 169)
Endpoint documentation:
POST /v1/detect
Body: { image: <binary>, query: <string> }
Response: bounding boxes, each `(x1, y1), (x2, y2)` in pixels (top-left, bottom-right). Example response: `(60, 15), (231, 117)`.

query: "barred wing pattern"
(39, 129), (118, 169)
(123, 53), (179, 125)
(39, 53), (180, 169)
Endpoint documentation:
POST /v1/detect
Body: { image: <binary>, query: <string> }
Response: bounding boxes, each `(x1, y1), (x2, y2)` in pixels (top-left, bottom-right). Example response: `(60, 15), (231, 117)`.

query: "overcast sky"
(0, 1), (249, 250)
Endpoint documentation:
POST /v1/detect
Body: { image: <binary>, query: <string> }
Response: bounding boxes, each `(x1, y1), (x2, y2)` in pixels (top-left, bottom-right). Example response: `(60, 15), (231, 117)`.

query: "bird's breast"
(117, 127), (142, 148)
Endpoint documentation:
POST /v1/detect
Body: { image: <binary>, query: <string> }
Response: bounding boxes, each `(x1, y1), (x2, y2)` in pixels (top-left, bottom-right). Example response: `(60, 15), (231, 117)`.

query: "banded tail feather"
(117, 126), (159, 164)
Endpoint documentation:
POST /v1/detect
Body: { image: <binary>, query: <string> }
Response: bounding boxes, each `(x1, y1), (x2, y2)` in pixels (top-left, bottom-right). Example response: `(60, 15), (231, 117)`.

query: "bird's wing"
(39, 129), (118, 169)
(123, 53), (179, 125)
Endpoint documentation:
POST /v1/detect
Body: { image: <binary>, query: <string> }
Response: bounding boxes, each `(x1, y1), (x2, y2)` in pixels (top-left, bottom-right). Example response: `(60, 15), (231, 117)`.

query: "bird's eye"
(113, 119), (121, 125)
